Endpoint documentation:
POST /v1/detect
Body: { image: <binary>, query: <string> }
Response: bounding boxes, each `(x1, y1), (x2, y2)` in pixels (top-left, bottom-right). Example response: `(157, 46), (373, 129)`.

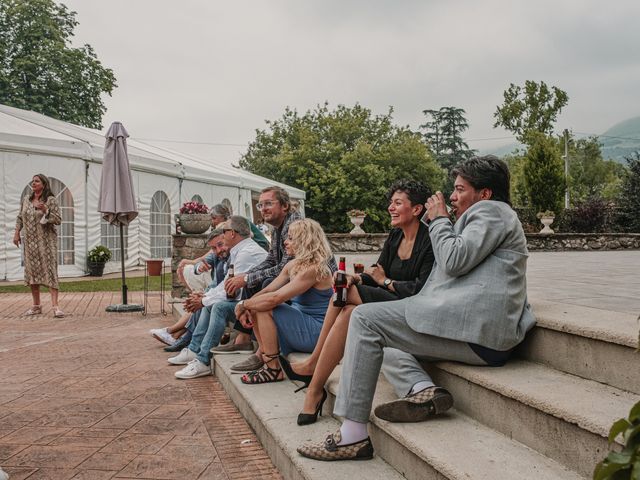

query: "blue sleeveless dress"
(272, 287), (333, 356)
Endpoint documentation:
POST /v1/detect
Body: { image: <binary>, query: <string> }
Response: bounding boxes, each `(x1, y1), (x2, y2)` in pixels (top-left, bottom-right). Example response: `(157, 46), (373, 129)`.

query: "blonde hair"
(287, 219), (332, 280)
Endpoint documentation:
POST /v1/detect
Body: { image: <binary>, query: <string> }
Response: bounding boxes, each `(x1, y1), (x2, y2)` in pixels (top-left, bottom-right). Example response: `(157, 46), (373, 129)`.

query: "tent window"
(191, 194), (204, 204)
(20, 177), (75, 266)
(100, 220), (128, 262)
(150, 190), (171, 258)
(222, 198), (233, 215)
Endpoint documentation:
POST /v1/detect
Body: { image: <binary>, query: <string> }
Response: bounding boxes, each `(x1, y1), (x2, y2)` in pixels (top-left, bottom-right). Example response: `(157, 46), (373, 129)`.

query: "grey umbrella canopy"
(98, 121), (143, 312)
(98, 122), (138, 226)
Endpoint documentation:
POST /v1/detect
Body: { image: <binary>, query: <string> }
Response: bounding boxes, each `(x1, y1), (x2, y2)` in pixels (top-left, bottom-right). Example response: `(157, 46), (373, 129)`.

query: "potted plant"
(536, 210), (556, 234)
(87, 245), (112, 276)
(178, 201), (210, 234)
(347, 209), (367, 235)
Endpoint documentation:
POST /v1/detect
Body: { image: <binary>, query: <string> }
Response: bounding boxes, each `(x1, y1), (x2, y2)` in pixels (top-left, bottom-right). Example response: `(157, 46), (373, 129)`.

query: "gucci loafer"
(297, 430), (374, 461)
(374, 386), (453, 423)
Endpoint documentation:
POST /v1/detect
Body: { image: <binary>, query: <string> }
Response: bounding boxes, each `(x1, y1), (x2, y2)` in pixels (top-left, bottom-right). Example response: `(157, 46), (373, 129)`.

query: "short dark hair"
(451, 155), (511, 205)
(261, 186), (290, 211)
(387, 179), (431, 214)
(207, 228), (224, 241)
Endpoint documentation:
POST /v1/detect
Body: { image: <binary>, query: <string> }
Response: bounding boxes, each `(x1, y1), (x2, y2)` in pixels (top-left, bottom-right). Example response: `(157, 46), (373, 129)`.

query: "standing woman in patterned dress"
(13, 174), (64, 317)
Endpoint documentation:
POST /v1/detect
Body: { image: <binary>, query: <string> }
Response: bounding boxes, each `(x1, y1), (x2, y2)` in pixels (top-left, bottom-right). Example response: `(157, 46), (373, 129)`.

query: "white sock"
(410, 381), (435, 395)
(338, 419), (368, 445)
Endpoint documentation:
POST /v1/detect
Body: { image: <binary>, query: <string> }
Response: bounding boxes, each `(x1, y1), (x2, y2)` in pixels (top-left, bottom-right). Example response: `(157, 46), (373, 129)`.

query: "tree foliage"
(617, 153), (640, 232)
(0, 0), (116, 128)
(494, 80), (568, 143)
(420, 106), (475, 174)
(522, 133), (566, 214)
(239, 103), (445, 233)
(566, 136), (625, 204)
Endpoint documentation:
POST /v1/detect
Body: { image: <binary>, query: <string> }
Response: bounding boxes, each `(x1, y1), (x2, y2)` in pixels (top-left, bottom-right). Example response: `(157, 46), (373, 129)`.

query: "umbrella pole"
(120, 224), (128, 305)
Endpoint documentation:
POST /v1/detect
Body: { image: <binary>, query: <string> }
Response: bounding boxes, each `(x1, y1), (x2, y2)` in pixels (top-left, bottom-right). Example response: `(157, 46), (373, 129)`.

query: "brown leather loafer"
(374, 386), (453, 422)
(297, 430), (374, 461)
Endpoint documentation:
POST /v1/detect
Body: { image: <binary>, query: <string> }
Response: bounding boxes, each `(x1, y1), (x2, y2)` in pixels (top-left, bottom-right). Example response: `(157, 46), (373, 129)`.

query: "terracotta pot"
(178, 213), (210, 234)
(146, 259), (164, 276)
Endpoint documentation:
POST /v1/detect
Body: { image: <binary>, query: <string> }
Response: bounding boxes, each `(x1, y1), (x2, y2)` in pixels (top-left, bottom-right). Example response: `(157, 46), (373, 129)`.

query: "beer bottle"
(333, 257), (347, 307)
(226, 263), (236, 299)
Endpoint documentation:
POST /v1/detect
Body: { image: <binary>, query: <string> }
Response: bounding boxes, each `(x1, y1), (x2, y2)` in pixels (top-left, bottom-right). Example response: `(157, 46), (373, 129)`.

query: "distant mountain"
(480, 116), (640, 164)
(599, 116), (640, 163)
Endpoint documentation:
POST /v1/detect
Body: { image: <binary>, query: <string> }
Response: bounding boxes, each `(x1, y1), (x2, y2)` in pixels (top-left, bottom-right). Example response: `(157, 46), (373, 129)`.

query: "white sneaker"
(150, 328), (176, 346)
(168, 348), (196, 365)
(0, 466), (8, 480)
(175, 359), (211, 379)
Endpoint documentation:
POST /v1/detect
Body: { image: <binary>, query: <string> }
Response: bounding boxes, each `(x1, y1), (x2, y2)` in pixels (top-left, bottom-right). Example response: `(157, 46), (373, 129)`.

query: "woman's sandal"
(241, 352), (284, 385)
(24, 305), (42, 316)
(53, 307), (65, 318)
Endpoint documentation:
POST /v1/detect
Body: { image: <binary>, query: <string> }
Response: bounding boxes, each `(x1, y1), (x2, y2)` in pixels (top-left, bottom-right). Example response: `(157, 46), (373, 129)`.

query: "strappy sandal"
(24, 305), (42, 316)
(53, 307), (65, 318)
(241, 352), (283, 385)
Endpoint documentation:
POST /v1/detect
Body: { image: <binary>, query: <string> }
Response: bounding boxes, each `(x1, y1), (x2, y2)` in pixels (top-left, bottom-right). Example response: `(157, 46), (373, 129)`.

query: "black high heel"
(297, 388), (328, 426)
(279, 355), (313, 393)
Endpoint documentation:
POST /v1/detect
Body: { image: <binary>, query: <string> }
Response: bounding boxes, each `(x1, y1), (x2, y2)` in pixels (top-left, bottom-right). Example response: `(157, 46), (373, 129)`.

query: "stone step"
(211, 355), (405, 480)
(215, 353), (586, 480)
(519, 298), (639, 394)
(425, 359), (637, 477)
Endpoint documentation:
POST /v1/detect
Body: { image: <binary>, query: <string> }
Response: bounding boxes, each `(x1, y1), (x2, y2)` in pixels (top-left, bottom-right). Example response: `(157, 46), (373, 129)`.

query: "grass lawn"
(0, 273), (171, 293)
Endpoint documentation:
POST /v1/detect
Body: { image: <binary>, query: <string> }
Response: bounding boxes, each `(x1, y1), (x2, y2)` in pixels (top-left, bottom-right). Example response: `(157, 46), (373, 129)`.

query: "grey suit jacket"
(404, 200), (536, 351)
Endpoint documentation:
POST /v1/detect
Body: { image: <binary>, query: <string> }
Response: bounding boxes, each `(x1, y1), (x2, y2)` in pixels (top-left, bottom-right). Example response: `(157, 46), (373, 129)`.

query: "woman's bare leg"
(248, 310), (283, 379)
(292, 286), (362, 376)
(167, 312), (191, 336)
(301, 305), (355, 414)
(50, 287), (59, 307)
(30, 284), (41, 307)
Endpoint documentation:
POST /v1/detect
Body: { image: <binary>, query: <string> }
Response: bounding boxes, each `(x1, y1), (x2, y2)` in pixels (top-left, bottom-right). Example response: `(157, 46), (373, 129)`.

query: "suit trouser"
(333, 298), (487, 424)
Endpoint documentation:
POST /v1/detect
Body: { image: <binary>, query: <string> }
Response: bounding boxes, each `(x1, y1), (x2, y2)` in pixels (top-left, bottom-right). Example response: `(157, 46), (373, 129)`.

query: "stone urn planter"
(537, 212), (556, 234)
(347, 210), (367, 235)
(178, 213), (210, 234)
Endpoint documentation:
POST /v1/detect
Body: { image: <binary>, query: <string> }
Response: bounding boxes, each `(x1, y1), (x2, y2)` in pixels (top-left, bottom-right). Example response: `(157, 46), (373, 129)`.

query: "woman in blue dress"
(234, 218), (334, 385)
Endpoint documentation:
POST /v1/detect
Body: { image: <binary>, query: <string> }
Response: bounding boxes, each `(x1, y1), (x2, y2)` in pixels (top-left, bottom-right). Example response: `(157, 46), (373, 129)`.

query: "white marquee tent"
(0, 104), (305, 281)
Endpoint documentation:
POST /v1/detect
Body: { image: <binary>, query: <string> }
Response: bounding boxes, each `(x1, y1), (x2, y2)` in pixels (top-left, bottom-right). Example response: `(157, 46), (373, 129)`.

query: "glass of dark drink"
(353, 263), (365, 274)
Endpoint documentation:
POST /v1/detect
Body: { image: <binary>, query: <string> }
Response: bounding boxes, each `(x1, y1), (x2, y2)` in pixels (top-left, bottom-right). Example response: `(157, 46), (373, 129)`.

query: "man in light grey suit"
(298, 155), (536, 462)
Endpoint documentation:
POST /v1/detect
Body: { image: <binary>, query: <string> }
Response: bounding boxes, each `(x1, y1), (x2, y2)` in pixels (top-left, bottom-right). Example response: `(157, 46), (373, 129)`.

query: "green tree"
(420, 106), (475, 174)
(239, 103), (445, 233)
(617, 153), (640, 232)
(523, 133), (565, 213)
(494, 80), (569, 143)
(0, 0), (116, 128)
(566, 136), (624, 203)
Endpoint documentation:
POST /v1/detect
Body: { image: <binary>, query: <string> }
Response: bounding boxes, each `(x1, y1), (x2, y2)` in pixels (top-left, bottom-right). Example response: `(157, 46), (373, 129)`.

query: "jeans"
(188, 300), (238, 365)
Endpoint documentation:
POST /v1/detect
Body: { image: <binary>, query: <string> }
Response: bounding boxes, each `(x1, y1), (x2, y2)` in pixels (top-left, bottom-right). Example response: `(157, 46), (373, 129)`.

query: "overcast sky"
(62, 0), (640, 164)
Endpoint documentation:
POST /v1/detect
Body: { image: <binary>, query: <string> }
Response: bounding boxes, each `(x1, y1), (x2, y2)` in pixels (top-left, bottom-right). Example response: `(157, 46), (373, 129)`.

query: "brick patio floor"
(0, 292), (281, 480)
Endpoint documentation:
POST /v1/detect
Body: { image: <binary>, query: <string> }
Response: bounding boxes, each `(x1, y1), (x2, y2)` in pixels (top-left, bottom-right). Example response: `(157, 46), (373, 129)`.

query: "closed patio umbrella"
(98, 121), (143, 312)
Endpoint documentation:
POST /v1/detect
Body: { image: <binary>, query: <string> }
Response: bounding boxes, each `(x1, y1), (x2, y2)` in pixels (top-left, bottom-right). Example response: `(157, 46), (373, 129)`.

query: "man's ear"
(480, 188), (493, 200)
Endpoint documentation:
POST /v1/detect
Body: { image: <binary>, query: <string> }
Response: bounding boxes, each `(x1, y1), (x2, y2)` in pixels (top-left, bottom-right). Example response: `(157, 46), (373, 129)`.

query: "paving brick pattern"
(0, 292), (281, 480)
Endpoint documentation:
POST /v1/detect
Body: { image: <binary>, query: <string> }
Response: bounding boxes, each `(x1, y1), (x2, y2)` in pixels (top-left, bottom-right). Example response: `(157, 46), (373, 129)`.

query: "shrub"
(561, 198), (608, 233)
(87, 245), (112, 263)
(594, 400), (640, 480)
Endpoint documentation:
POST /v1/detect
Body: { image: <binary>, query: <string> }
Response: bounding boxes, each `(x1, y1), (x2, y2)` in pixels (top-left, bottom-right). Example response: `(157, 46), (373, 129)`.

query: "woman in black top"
(280, 179), (435, 425)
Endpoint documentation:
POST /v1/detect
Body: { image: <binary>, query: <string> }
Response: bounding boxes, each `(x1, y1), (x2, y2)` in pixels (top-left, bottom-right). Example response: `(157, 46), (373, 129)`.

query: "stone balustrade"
(171, 231), (640, 298)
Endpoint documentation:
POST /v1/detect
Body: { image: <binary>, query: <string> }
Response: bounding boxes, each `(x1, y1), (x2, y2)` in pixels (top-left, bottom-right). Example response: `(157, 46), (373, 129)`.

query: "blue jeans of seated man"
(188, 300), (238, 365)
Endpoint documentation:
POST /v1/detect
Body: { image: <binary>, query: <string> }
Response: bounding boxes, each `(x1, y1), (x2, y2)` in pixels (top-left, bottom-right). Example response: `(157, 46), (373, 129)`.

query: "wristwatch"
(383, 278), (393, 289)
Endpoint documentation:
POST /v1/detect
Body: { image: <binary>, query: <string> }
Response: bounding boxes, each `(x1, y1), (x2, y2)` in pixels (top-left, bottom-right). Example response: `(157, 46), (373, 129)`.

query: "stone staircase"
(208, 298), (639, 480)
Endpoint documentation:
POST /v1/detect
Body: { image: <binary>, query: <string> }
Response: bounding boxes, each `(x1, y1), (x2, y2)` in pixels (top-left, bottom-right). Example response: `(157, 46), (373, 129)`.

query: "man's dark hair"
(451, 155), (511, 205)
(387, 179), (431, 213)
